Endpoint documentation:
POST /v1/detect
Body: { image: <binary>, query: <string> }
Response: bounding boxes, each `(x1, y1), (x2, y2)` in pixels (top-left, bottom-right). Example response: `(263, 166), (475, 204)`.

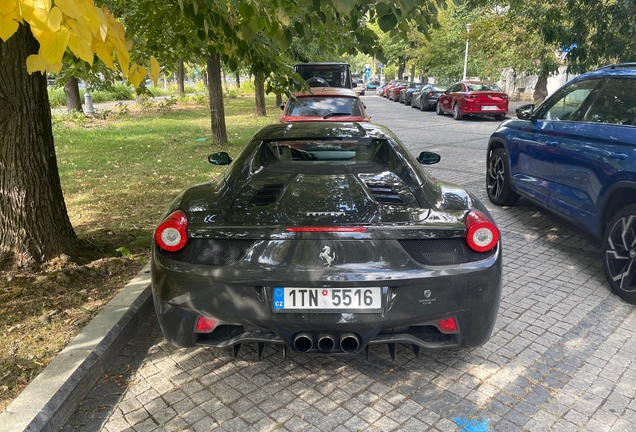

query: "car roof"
(293, 87), (358, 97)
(570, 63), (636, 82)
(251, 122), (394, 142)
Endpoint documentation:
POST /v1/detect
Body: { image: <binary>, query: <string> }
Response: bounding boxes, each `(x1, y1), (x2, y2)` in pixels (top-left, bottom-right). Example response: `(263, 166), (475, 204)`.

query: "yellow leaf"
(115, 48), (129, 77)
(25, 52), (61, 74)
(37, 25), (70, 64)
(55, 0), (82, 20)
(150, 56), (160, 86)
(26, 53), (48, 73)
(128, 64), (146, 87)
(68, 32), (93, 64)
(0, 0), (17, 16)
(0, 11), (19, 42)
(93, 40), (115, 69)
(30, 6), (63, 32)
(81, 3), (101, 35)
(94, 7), (107, 41)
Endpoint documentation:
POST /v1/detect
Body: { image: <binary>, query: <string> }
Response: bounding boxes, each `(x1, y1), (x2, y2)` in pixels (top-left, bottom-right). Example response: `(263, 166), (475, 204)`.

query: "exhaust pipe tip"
(318, 333), (335, 352)
(293, 332), (313, 353)
(340, 332), (360, 353)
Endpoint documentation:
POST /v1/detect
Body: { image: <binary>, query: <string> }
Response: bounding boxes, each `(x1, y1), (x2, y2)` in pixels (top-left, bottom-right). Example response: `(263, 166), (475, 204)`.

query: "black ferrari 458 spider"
(151, 122), (502, 360)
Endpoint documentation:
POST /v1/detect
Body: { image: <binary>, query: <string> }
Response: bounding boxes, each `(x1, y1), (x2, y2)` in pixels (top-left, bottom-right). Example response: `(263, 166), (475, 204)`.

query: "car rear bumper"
(151, 243), (502, 354)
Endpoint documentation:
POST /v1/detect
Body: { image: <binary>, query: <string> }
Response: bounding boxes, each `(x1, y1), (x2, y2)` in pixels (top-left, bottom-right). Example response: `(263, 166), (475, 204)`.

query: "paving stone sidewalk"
(63, 96), (636, 432)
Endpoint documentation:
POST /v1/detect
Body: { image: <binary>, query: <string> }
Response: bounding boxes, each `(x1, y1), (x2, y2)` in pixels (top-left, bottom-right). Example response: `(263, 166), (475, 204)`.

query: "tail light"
(501, 94), (508, 99)
(465, 210), (499, 252)
(428, 92), (434, 97)
(437, 317), (458, 333)
(196, 317), (217, 333)
(155, 210), (188, 252)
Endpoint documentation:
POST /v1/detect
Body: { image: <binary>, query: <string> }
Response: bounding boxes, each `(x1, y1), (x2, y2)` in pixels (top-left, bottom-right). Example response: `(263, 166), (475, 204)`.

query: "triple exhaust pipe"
(293, 332), (361, 353)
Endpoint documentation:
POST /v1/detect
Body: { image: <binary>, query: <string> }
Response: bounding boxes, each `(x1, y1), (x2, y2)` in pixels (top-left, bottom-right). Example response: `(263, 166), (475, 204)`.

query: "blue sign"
(365, 67), (370, 78)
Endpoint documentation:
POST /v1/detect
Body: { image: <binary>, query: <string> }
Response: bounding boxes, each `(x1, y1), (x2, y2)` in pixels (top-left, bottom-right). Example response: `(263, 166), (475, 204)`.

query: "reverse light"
(465, 210), (499, 253)
(437, 317), (458, 333)
(286, 227), (368, 232)
(196, 317), (217, 333)
(155, 210), (188, 252)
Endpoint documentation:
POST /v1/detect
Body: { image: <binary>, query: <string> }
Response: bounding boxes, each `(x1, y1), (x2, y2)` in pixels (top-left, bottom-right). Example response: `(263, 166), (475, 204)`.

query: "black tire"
(486, 148), (519, 206)
(411, 98), (418, 108)
(399, 94), (404, 103)
(495, 113), (506, 121)
(436, 101), (444, 115)
(602, 204), (636, 304)
(453, 103), (462, 120)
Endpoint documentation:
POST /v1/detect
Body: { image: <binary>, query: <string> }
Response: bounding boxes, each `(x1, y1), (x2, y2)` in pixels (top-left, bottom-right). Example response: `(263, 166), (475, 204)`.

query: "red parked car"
(388, 82), (409, 101)
(436, 81), (509, 120)
(279, 87), (371, 123)
(381, 80), (400, 98)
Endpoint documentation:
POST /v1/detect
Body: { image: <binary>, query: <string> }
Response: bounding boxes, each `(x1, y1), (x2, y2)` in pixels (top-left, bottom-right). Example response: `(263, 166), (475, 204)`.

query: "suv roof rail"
(597, 62), (636, 70)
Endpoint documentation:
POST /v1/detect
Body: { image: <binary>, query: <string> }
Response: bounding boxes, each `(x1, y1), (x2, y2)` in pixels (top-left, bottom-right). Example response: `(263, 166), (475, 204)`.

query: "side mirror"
(208, 152), (232, 165)
(516, 104), (535, 120)
(417, 151), (441, 165)
(280, 102), (285, 111)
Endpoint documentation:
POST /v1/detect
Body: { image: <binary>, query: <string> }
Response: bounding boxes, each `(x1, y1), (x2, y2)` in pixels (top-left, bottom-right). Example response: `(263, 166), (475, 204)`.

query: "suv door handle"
(547, 141), (559, 147)
(609, 152), (628, 160)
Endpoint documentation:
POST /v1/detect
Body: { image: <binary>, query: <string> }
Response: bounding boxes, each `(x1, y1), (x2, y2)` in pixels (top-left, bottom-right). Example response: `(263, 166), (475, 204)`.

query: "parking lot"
(64, 95), (636, 432)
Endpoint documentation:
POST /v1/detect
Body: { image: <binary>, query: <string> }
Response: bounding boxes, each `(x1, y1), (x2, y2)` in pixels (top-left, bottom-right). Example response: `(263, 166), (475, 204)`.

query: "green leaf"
(333, 0), (357, 14)
(238, 3), (254, 20)
(116, 247), (132, 259)
(241, 22), (257, 40)
(378, 13), (398, 32)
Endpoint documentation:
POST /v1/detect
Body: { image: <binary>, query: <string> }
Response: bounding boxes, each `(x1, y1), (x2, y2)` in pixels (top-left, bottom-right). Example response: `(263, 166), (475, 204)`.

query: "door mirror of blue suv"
(516, 104), (534, 120)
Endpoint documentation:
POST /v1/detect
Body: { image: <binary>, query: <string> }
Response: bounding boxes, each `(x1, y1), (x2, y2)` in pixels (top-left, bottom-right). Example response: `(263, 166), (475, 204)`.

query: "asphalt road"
(63, 96), (636, 432)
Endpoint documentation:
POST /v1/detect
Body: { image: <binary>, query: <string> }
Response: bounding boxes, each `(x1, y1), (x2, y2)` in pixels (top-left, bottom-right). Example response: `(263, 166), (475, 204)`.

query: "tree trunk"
(202, 71), (208, 89)
(177, 58), (185, 96)
(206, 53), (228, 146)
(235, 71), (240, 88)
(64, 76), (83, 113)
(275, 93), (282, 109)
(254, 73), (266, 116)
(410, 64), (415, 82)
(0, 24), (77, 268)
(533, 75), (549, 104)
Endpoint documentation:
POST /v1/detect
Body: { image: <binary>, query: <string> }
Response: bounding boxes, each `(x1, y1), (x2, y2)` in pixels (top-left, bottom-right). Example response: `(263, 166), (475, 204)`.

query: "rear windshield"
(259, 138), (394, 162)
(295, 64), (351, 88)
(286, 97), (364, 118)
(467, 83), (502, 92)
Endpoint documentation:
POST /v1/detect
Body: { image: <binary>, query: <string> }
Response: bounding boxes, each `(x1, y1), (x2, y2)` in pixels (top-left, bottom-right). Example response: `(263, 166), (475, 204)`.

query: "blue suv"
(486, 63), (636, 303)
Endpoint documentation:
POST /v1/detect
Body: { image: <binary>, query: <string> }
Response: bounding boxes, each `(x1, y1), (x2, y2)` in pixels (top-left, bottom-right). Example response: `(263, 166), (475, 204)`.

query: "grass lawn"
(0, 94), (279, 411)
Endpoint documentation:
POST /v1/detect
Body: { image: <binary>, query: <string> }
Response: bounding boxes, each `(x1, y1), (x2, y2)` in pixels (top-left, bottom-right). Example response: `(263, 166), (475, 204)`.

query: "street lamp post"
(462, 23), (472, 81)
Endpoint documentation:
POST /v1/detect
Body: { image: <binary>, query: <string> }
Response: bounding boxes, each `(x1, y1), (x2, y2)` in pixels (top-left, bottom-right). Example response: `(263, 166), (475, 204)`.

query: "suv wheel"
(603, 205), (636, 304)
(486, 148), (519, 206)
(436, 102), (444, 115)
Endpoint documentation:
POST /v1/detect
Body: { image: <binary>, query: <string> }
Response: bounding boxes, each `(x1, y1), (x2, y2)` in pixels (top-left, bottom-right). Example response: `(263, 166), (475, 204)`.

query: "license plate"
(273, 287), (381, 312)
(481, 106), (498, 110)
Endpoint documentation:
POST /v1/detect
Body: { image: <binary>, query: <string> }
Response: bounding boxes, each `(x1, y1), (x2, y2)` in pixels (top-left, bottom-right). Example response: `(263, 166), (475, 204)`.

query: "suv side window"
(582, 78), (636, 125)
(536, 78), (601, 121)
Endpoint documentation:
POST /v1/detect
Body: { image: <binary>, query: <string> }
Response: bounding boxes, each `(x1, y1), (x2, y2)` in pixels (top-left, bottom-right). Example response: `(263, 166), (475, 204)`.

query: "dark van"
(294, 63), (352, 89)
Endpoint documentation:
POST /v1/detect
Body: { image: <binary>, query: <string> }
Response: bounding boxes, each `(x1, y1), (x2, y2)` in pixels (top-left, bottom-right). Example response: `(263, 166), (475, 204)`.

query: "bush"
(109, 84), (134, 100)
(48, 88), (66, 107)
(238, 80), (255, 95)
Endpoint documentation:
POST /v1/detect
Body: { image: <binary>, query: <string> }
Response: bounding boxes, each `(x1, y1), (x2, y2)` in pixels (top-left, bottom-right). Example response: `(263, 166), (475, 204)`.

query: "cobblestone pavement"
(63, 96), (636, 432)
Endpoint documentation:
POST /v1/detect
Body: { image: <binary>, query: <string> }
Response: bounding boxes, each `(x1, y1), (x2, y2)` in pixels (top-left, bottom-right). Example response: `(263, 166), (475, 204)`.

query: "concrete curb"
(0, 264), (153, 432)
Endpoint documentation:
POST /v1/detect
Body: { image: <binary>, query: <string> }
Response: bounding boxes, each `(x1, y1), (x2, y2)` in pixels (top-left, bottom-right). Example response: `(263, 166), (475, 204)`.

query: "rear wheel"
(486, 148), (519, 206)
(436, 101), (444, 115)
(453, 103), (462, 120)
(603, 204), (636, 304)
(495, 113), (506, 121)
(420, 100), (426, 111)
